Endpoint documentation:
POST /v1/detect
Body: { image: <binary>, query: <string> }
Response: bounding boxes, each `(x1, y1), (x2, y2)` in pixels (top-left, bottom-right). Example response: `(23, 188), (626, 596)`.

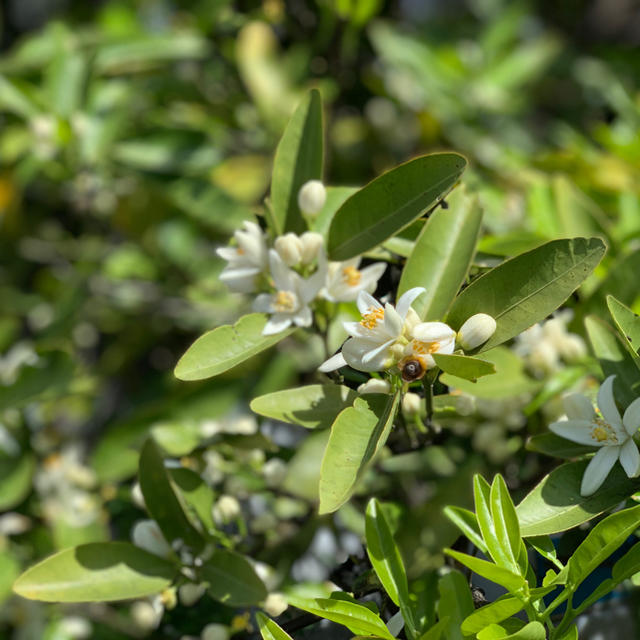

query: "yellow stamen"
(342, 265), (362, 287)
(273, 291), (296, 312)
(591, 417), (617, 444)
(361, 306), (384, 329)
(237, 247), (245, 255)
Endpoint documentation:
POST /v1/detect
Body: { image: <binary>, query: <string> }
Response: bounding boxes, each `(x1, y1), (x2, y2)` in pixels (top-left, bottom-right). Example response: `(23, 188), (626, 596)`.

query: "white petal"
(412, 322), (456, 343)
(262, 315), (293, 336)
(343, 337), (390, 372)
(620, 439), (640, 478)
(396, 287), (426, 319)
(549, 419), (603, 446)
(357, 291), (381, 316)
(437, 336), (456, 355)
(318, 352), (347, 372)
(359, 262), (387, 291)
(580, 446), (620, 496)
(362, 338), (396, 365)
(562, 393), (596, 421)
(623, 397), (640, 436)
(269, 250), (295, 291)
(598, 375), (622, 426)
(383, 304), (403, 337)
(293, 306), (312, 327)
(253, 293), (273, 313)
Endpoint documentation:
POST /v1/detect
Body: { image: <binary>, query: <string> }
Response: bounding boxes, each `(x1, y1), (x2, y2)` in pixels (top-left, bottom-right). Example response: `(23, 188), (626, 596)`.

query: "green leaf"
(327, 153), (467, 260)
(365, 499), (415, 634)
(319, 393), (399, 514)
(0, 454), (35, 510)
(444, 550), (525, 592)
(270, 89), (323, 234)
(199, 548), (267, 606)
(585, 315), (640, 407)
(45, 48), (86, 118)
(607, 295), (640, 362)
(567, 504), (640, 588)
(250, 384), (358, 429)
(256, 612), (294, 640)
(461, 596), (524, 635)
(0, 549), (20, 605)
(525, 433), (595, 459)
(287, 595), (395, 639)
(138, 439), (203, 550)
(398, 188), (482, 320)
(13, 542), (175, 602)
(432, 353), (495, 382)
(490, 475), (522, 571)
(440, 347), (538, 398)
(417, 618), (449, 640)
(435, 570), (474, 640)
(0, 75), (39, 118)
(443, 506), (488, 554)
(310, 186), (359, 237)
(446, 237), (606, 352)
(174, 313), (295, 381)
(526, 536), (562, 570)
(516, 460), (640, 536)
(169, 468), (216, 536)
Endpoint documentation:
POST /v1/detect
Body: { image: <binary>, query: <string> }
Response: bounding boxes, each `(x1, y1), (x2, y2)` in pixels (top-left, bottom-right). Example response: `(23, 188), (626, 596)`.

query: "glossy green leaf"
(328, 153), (467, 260)
(567, 504), (640, 588)
(169, 468), (216, 535)
(398, 188), (482, 320)
(13, 542), (175, 602)
(435, 570), (474, 640)
(319, 393), (399, 514)
(270, 89), (323, 234)
(250, 384), (358, 429)
(585, 315), (640, 407)
(138, 439), (203, 550)
(287, 595), (395, 639)
(490, 475), (521, 571)
(443, 506), (488, 554)
(444, 549), (525, 592)
(446, 237), (606, 351)
(526, 536), (562, 570)
(433, 353), (495, 382)
(174, 313), (295, 381)
(365, 498), (414, 634)
(461, 596), (524, 635)
(607, 295), (640, 362)
(516, 460), (640, 536)
(525, 433), (595, 459)
(199, 548), (267, 606)
(256, 612), (294, 640)
(0, 454), (35, 510)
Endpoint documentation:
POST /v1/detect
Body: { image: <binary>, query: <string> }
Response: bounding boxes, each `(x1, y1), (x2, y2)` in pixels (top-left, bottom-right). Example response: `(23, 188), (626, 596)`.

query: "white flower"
(201, 623), (231, 640)
(550, 376), (640, 496)
(212, 495), (241, 523)
(398, 321), (456, 380)
(217, 221), (268, 293)
(457, 313), (497, 351)
(254, 249), (326, 335)
(297, 180), (326, 216)
(401, 392), (423, 417)
(323, 257), (387, 303)
(319, 287), (425, 373)
(357, 378), (391, 395)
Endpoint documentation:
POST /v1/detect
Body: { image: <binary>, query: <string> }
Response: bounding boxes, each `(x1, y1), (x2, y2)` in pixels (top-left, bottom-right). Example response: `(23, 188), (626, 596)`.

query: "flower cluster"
(319, 289), (496, 379)
(217, 215), (387, 336)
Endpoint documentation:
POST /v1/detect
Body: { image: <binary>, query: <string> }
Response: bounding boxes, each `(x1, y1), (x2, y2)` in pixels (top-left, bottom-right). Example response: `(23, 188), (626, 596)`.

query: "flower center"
(273, 290), (296, 313)
(361, 307), (385, 329)
(237, 247), (245, 255)
(590, 417), (618, 444)
(342, 265), (362, 287)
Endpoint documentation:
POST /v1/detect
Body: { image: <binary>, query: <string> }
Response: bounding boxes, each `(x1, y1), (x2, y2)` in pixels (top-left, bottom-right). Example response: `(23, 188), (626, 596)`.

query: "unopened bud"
(299, 231), (324, 264)
(297, 180), (326, 216)
(263, 592), (288, 617)
(274, 233), (302, 266)
(212, 495), (241, 523)
(178, 582), (205, 607)
(201, 624), (231, 640)
(401, 392), (422, 417)
(357, 378), (391, 395)
(132, 520), (172, 558)
(457, 313), (497, 351)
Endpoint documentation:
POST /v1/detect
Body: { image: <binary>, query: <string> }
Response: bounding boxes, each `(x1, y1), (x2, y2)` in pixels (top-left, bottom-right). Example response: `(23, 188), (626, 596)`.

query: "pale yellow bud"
(457, 313), (497, 351)
(357, 378), (391, 395)
(297, 180), (326, 216)
(274, 233), (302, 266)
(401, 392), (422, 417)
(178, 583), (205, 607)
(263, 593), (288, 617)
(212, 495), (241, 523)
(299, 231), (324, 264)
(201, 624), (230, 640)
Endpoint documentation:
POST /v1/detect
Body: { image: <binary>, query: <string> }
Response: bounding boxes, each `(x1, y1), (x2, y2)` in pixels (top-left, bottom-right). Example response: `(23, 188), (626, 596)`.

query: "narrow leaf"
(443, 506), (488, 554)
(607, 295), (640, 362)
(435, 571), (474, 640)
(256, 612), (294, 640)
(433, 353), (495, 382)
(490, 475), (522, 571)
(461, 596), (524, 635)
(444, 549), (525, 592)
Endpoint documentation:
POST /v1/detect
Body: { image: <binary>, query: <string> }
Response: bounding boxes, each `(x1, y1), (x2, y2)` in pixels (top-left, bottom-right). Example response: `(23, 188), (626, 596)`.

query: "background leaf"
(433, 353), (495, 382)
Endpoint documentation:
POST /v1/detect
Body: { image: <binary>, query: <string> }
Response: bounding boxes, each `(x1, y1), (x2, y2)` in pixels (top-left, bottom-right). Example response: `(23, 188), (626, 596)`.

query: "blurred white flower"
(357, 378), (391, 395)
(178, 582), (206, 607)
(255, 249), (326, 335)
(0, 512), (30, 536)
(212, 495), (241, 524)
(201, 623), (231, 640)
(131, 597), (164, 630)
(319, 287), (425, 372)
(58, 616), (92, 639)
(323, 258), (386, 303)
(550, 376), (640, 496)
(401, 392), (423, 417)
(398, 321), (456, 380)
(262, 457), (288, 487)
(263, 592), (288, 617)
(274, 231), (324, 267)
(457, 313), (497, 351)
(216, 221), (268, 293)
(132, 520), (172, 558)
(297, 180), (326, 216)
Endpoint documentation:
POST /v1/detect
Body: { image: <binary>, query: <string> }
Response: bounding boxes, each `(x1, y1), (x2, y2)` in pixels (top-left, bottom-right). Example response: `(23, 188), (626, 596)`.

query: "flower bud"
(299, 231), (324, 264)
(132, 520), (171, 558)
(264, 593), (288, 617)
(357, 378), (391, 395)
(263, 457), (287, 487)
(274, 233), (302, 266)
(201, 624), (231, 640)
(401, 392), (422, 418)
(212, 495), (241, 523)
(297, 180), (326, 216)
(178, 583), (205, 607)
(457, 313), (497, 351)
